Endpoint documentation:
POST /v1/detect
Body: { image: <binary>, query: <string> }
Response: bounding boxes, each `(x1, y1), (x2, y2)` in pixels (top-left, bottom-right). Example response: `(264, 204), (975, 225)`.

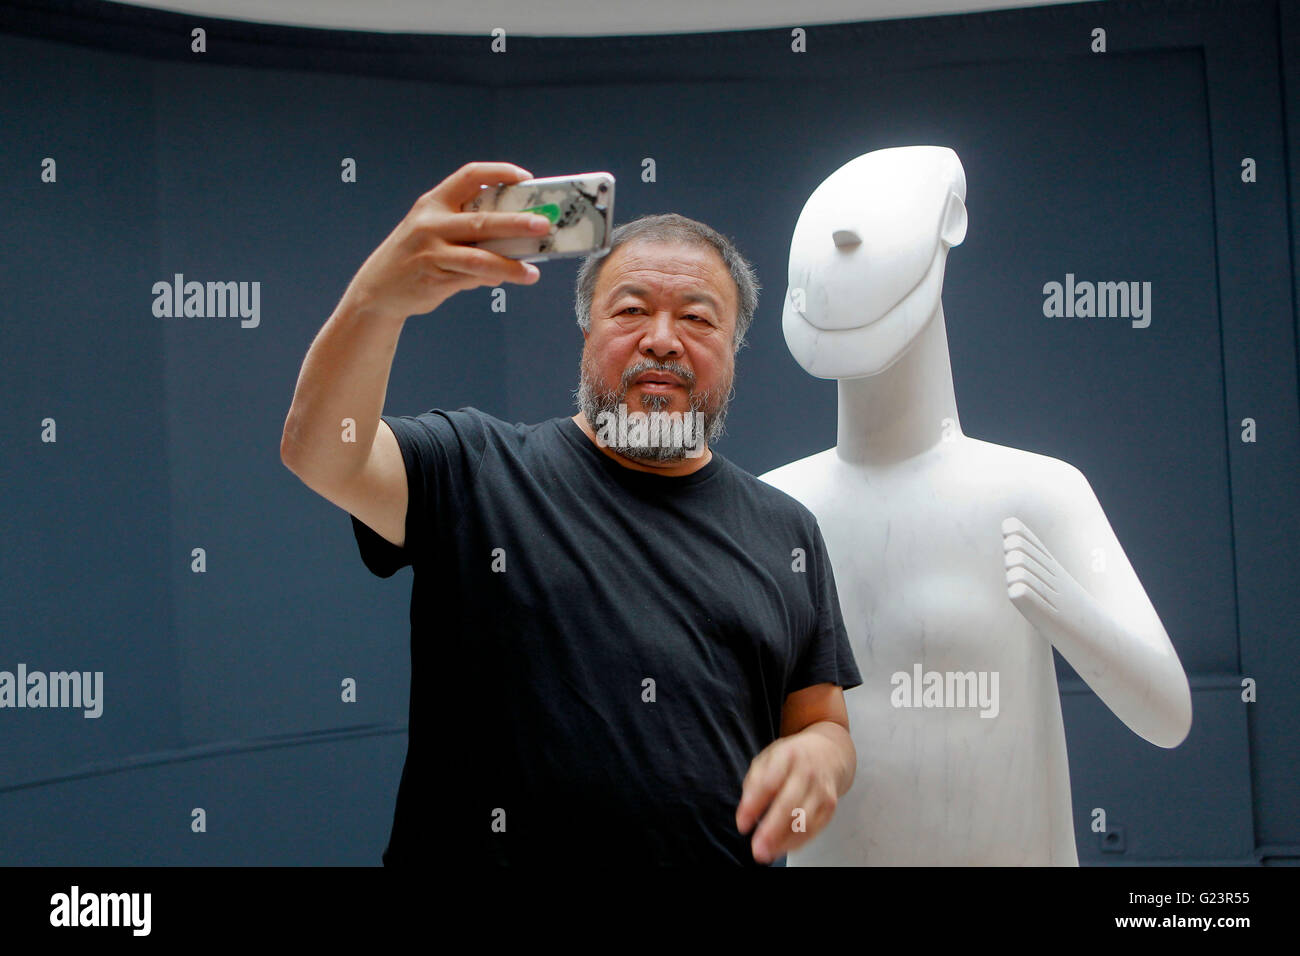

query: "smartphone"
(460, 172), (615, 262)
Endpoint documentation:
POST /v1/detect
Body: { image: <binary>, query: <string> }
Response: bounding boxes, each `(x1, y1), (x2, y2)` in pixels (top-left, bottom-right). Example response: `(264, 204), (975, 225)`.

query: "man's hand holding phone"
(339, 161), (550, 323)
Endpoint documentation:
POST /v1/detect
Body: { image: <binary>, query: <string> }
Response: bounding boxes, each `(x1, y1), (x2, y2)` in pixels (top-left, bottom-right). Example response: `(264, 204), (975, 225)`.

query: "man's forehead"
(607, 281), (724, 312)
(597, 242), (735, 309)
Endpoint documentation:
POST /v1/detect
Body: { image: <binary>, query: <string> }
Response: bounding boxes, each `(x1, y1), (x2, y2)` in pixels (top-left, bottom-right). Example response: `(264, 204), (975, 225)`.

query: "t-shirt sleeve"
(350, 407), (486, 578)
(787, 521), (864, 693)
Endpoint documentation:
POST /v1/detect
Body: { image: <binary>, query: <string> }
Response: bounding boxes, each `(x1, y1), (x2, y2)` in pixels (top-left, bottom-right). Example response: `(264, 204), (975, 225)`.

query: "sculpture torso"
(762, 436), (1080, 865)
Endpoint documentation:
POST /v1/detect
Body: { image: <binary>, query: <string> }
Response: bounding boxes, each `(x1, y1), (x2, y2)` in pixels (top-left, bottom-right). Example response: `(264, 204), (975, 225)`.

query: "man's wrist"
(797, 720), (856, 795)
(334, 288), (409, 330)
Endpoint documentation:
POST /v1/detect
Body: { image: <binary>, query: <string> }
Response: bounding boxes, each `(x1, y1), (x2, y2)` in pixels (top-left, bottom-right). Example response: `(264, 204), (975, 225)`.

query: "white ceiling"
(112, 0), (1085, 36)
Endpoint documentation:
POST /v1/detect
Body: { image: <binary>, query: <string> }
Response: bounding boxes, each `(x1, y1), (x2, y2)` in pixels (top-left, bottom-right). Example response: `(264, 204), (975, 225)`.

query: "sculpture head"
(783, 146), (968, 379)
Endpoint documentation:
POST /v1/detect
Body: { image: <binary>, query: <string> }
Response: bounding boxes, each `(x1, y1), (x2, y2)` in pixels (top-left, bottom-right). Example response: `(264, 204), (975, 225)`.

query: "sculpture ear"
(940, 191), (967, 247)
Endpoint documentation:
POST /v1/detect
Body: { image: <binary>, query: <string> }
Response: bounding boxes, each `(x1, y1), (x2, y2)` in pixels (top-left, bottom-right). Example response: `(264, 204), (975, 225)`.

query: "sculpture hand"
(1001, 514), (1193, 746)
(1002, 515), (1096, 644)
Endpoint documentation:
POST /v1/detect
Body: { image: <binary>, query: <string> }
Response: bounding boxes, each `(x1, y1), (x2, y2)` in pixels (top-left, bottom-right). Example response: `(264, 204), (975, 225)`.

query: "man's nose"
(640, 312), (682, 355)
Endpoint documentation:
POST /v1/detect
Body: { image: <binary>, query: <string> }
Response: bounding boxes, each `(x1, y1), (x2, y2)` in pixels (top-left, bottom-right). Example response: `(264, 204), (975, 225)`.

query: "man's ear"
(940, 191), (967, 248)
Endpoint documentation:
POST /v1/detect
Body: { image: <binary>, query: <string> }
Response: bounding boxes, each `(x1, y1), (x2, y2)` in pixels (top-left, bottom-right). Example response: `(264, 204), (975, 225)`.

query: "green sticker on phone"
(523, 203), (561, 224)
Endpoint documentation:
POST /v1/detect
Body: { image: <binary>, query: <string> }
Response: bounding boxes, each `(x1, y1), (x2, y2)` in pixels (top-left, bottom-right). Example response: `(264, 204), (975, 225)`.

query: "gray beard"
(574, 354), (733, 464)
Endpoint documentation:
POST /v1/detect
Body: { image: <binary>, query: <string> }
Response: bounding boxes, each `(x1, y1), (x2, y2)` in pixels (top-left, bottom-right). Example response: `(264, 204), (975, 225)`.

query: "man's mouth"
(633, 372), (686, 390)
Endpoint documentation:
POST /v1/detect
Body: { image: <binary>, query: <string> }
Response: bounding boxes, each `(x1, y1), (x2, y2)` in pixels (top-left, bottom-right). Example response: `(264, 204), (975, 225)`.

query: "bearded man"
(280, 162), (862, 867)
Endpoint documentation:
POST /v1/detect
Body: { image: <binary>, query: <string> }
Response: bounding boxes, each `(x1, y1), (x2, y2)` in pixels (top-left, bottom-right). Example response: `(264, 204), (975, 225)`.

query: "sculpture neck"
(836, 305), (962, 467)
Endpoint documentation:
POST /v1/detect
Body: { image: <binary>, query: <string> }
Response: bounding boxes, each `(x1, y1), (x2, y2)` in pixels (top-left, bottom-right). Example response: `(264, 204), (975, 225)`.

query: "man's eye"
(618, 307), (705, 322)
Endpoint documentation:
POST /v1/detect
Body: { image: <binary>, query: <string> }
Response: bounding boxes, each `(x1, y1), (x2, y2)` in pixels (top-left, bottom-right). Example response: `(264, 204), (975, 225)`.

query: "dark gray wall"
(0, 0), (1295, 864)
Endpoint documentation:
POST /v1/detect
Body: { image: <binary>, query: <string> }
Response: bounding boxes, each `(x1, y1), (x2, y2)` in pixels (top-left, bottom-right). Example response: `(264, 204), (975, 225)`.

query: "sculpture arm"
(1002, 465), (1192, 748)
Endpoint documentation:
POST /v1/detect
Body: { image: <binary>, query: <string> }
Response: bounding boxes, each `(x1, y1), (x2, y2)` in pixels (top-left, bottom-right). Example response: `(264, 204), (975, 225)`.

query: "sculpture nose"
(832, 228), (861, 249)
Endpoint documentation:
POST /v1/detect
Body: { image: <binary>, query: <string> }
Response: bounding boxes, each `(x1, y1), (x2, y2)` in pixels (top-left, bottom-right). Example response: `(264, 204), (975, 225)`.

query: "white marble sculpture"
(760, 146), (1192, 865)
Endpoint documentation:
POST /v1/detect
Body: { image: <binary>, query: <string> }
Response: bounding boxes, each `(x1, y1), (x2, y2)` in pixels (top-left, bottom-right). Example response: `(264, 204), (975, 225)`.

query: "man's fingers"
(428, 161), (535, 207)
(424, 244), (540, 287)
(750, 769), (813, 864)
(735, 742), (789, 834)
(436, 210), (554, 244)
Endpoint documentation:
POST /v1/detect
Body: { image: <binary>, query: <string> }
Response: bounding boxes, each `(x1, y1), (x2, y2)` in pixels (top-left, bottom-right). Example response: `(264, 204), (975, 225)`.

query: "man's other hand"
(735, 719), (854, 864)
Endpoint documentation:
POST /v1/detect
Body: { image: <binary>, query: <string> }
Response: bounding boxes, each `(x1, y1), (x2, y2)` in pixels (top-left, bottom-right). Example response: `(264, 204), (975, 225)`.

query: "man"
(280, 161), (862, 866)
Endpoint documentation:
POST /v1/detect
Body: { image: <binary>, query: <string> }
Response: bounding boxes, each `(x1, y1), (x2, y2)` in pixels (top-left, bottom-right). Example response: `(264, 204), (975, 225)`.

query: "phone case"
(460, 172), (615, 262)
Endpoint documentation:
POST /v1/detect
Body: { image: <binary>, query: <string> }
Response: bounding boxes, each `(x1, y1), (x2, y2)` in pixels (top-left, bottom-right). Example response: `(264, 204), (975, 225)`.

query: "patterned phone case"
(461, 172), (615, 262)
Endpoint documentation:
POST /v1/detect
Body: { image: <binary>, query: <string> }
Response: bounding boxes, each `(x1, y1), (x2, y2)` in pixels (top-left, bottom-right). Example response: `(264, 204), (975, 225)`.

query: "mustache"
(619, 360), (695, 391)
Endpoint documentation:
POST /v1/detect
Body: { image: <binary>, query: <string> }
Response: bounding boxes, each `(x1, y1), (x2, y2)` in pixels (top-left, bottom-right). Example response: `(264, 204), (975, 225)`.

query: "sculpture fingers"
(1007, 570), (1060, 615)
(1001, 516), (1050, 555)
(1002, 530), (1056, 579)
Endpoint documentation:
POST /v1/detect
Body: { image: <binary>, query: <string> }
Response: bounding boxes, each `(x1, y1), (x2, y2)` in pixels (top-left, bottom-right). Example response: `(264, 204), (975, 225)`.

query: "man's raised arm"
(279, 161), (550, 545)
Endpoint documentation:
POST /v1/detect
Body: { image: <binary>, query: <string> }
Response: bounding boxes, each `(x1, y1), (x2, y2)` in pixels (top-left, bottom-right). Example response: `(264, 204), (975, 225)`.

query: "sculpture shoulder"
(959, 436), (1079, 475)
(958, 437), (1099, 515)
(756, 447), (839, 505)
(755, 438), (1102, 526)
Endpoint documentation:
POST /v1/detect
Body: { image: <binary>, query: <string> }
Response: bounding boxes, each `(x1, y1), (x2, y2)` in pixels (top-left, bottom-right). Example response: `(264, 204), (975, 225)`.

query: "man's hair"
(574, 213), (761, 353)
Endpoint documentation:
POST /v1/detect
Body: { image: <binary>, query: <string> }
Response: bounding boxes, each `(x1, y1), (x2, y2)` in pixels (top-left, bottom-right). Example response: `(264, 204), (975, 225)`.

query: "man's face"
(576, 240), (738, 463)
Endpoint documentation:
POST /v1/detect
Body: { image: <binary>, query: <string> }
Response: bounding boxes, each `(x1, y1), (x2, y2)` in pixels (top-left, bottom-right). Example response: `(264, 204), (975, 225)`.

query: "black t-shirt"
(350, 407), (862, 866)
